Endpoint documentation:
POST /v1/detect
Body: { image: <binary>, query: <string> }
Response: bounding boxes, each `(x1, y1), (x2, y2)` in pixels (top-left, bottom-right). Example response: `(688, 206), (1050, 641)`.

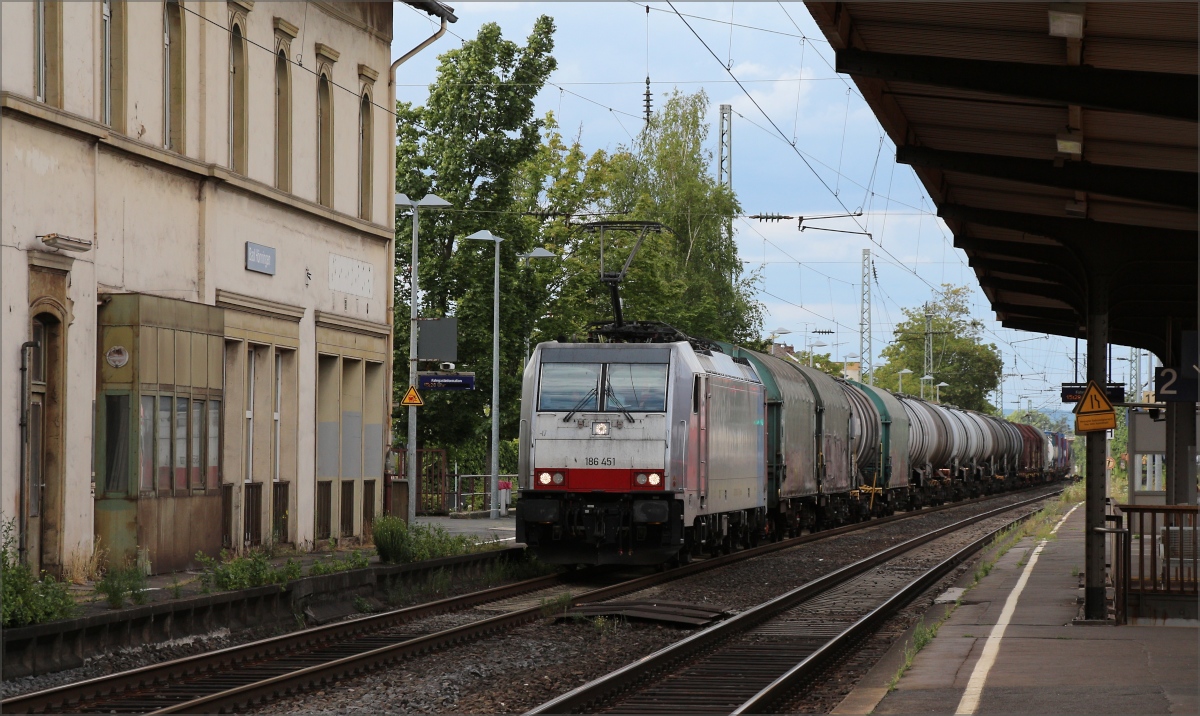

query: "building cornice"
(28, 250), (75, 274)
(215, 290), (306, 322)
(315, 311), (391, 337)
(0, 92), (391, 242)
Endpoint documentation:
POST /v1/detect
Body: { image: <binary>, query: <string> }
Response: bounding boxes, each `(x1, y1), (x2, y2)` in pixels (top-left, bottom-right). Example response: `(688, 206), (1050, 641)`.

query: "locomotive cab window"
(604, 363), (668, 412)
(538, 363), (600, 411)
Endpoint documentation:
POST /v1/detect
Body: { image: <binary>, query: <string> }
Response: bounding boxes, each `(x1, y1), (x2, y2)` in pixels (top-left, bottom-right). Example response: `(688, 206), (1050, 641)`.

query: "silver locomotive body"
(516, 341), (765, 565)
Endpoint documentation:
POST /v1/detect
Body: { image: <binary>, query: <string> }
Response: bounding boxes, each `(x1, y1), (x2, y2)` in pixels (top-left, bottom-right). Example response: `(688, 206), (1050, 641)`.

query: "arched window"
(358, 93), (372, 220)
(36, 1), (62, 106)
(228, 22), (247, 173)
(274, 50), (291, 191)
(317, 72), (333, 208)
(163, 0), (185, 151)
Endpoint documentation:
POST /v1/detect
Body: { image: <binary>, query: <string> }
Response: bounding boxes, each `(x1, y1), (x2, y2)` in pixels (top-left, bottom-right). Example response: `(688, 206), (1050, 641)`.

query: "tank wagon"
(516, 336), (1066, 566)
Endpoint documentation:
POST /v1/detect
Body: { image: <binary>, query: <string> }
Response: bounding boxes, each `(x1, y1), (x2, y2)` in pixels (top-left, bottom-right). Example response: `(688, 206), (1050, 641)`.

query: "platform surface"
(851, 504), (1198, 715)
(414, 513), (519, 544)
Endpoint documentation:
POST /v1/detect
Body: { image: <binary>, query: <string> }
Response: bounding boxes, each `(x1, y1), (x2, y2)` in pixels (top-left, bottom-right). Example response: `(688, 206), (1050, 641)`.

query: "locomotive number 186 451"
(585, 457), (616, 466)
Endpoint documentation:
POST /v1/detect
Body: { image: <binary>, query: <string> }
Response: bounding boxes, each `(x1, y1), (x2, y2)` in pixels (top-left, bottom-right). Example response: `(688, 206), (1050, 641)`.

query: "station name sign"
(1061, 382), (1123, 403)
(245, 242), (277, 275)
(418, 372), (475, 391)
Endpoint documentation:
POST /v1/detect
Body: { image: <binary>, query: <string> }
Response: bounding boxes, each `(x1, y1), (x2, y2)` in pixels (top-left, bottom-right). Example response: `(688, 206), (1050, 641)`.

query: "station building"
(2, 1), (450, 576)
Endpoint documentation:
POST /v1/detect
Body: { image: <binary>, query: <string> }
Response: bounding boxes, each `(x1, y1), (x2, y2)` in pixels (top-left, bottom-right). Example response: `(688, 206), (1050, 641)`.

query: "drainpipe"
(18, 341), (39, 562)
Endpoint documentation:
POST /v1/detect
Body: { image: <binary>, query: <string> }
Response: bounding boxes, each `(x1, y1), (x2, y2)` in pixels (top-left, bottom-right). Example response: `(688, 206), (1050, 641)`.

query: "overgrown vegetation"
(540, 592), (573, 618)
(63, 536), (108, 585)
(373, 517), (492, 564)
(308, 550), (371, 576)
(194, 550), (302, 592)
(1, 520), (76, 627)
(887, 618), (946, 690)
(95, 564), (148, 609)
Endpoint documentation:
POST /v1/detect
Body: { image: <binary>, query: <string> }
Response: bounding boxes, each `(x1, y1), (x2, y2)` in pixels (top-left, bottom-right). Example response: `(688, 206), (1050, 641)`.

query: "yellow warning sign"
(400, 385), (424, 407)
(1073, 380), (1115, 432)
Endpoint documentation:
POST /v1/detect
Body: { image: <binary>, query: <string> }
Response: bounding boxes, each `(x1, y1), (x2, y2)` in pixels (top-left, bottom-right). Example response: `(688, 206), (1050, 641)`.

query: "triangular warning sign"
(401, 385), (424, 407)
(1073, 380), (1114, 415)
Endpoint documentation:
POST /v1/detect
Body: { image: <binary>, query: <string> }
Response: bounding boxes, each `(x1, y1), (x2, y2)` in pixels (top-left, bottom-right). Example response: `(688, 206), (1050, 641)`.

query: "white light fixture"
(1055, 132), (1082, 156)
(38, 233), (92, 252)
(1048, 5), (1084, 39)
(520, 247), (555, 259)
(771, 327), (792, 336)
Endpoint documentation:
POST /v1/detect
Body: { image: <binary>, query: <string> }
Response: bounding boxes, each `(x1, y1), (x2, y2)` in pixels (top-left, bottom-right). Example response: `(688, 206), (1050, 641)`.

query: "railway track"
(3, 483), (1062, 715)
(526, 490), (1057, 715)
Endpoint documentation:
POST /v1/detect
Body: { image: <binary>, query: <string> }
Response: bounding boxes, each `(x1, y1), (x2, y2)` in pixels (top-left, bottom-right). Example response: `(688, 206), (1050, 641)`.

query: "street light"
(842, 353), (860, 379)
(920, 374), (933, 400)
(466, 229), (504, 519)
(810, 340), (827, 367)
(519, 248), (557, 367)
(936, 381), (949, 403)
(396, 192), (452, 524)
(897, 368), (913, 394)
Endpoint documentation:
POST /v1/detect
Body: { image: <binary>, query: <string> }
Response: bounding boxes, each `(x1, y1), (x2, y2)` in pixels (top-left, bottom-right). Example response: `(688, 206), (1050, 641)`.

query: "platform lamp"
(519, 247), (557, 368)
(809, 340), (827, 367)
(768, 327), (792, 357)
(396, 192), (452, 525)
(936, 381), (949, 403)
(897, 368), (913, 394)
(842, 353), (860, 379)
(920, 374), (934, 400)
(465, 229), (505, 519)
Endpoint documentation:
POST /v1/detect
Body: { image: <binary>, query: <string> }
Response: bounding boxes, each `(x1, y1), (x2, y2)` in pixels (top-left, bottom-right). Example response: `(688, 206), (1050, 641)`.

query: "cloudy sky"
(391, 2), (1144, 417)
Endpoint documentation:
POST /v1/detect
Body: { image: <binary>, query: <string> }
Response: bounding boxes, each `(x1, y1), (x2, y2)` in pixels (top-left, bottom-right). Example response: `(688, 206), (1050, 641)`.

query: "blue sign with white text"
(245, 242), (277, 275)
(419, 373), (475, 391)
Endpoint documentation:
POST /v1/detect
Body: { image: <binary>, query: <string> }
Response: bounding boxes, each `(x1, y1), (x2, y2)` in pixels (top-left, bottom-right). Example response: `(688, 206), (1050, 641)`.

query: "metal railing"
(1109, 504), (1198, 623)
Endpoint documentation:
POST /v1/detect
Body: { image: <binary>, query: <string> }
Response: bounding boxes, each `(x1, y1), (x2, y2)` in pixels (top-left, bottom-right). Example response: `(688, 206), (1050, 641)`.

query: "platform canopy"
(805, 2), (1198, 360)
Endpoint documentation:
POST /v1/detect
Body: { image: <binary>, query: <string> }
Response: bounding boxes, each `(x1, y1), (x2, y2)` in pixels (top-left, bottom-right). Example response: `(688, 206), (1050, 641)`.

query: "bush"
(95, 565), (147, 609)
(1, 520), (76, 627)
(195, 550), (302, 592)
(372, 517), (478, 564)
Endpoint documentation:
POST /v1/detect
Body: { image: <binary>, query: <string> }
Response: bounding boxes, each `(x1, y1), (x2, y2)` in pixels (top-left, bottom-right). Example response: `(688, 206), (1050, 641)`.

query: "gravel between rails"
(253, 490), (1057, 716)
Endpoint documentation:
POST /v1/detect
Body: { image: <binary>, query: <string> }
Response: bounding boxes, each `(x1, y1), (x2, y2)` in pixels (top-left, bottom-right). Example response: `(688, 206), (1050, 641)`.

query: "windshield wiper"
(604, 382), (636, 423)
(561, 386), (599, 423)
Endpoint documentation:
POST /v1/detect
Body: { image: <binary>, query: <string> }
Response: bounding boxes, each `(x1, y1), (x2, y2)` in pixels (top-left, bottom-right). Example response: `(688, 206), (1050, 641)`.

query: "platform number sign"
(1155, 366), (1198, 402)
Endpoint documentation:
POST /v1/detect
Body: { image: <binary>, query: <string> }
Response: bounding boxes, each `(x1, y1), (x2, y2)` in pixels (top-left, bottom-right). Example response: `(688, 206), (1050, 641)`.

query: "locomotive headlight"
(592, 422), (610, 436)
(552, 472), (565, 485)
(538, 472), (552, 486)
(635, 473), (648, 485)
(648, 473), (661, 486)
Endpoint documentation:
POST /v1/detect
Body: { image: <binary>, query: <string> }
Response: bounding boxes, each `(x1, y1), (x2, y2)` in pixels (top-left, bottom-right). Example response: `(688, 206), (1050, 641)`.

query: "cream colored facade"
(1, 1), (429, 575)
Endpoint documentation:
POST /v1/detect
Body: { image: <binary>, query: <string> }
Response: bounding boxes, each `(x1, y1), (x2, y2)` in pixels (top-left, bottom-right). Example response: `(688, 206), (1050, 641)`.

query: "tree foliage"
(872, 285), (1002, 412)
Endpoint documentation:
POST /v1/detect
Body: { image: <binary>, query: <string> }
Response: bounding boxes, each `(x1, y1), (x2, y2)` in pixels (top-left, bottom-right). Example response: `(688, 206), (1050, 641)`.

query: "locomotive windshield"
(605, 363), (668, 412)
(538, 363), (601, 411)
(537, 362), (668, 413)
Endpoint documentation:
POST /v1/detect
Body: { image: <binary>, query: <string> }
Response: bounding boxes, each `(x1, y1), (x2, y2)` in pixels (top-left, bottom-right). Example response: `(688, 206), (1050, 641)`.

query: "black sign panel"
(418, 372), (475, 391)
(1061, 383), (1125, 403)
(1154, 367), (1198, 402)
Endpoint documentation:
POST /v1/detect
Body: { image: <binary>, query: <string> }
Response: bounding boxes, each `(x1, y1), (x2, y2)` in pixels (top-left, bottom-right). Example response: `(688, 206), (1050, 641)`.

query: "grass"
(307, 550), (371, 576)
(539, 592), (573, 618)
(94, 564), (148, 609)
(195, 550), (302, 592)
(373, 517), (497, 564)
(63, 536), (108, 585)
(887, 617), (948, 691)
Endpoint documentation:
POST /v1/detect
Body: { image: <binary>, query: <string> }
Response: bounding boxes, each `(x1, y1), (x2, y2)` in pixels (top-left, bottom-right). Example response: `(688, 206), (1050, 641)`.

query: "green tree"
(394, 17), (557, 466)
(873, 285), (1003, 411)
(1008, 408), (1070, 434)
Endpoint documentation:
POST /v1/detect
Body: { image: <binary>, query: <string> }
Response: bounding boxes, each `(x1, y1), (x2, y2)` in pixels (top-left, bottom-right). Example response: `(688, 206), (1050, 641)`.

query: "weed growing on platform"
(1, 520), (75, 626)
(887, 617), (947, 691)
(308, 550), (371, 576)
(195, 550), (302, 592)
(63, 536), (108, 585)
(95, 564), (147, 609)
(372, 517), (479, 564)
(382, 568), (455, 606)
(169, 572), (184, 599)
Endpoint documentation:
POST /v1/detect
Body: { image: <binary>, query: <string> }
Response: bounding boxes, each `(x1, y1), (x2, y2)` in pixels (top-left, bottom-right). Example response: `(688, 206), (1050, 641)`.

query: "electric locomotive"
(515, 337), (767, 565)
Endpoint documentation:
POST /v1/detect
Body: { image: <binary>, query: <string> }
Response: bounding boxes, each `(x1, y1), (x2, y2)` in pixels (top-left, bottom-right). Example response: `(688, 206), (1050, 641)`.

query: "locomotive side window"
(692, 375), (701, 414)
(605, 363), (668, 412)
(538, 363), (601, 411)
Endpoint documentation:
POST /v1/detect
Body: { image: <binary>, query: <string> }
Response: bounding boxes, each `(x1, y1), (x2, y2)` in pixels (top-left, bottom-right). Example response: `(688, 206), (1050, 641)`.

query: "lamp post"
(936, 381), (948, 403)
(920, 374), (933, 400)
(519, 247), (556, 368)
(466, 230), (504, 519)
(396, 192), (451, 524)
(842, 352), (859, 379)
(897, 368), (912, 394)
(809, 340), (827, 367)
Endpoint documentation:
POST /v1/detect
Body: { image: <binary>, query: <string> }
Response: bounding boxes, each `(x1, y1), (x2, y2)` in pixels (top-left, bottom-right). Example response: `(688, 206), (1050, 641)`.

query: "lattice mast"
(860, 249), (873, 384)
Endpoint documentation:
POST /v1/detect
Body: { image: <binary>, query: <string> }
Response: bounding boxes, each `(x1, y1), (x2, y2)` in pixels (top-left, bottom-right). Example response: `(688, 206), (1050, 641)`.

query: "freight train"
(515, 330), (1070, 566)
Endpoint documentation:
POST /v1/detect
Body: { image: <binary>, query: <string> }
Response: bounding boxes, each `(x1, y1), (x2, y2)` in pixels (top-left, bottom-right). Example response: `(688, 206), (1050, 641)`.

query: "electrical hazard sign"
(1072, 380), (1116, 432)
(400, 385), (424, 407)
